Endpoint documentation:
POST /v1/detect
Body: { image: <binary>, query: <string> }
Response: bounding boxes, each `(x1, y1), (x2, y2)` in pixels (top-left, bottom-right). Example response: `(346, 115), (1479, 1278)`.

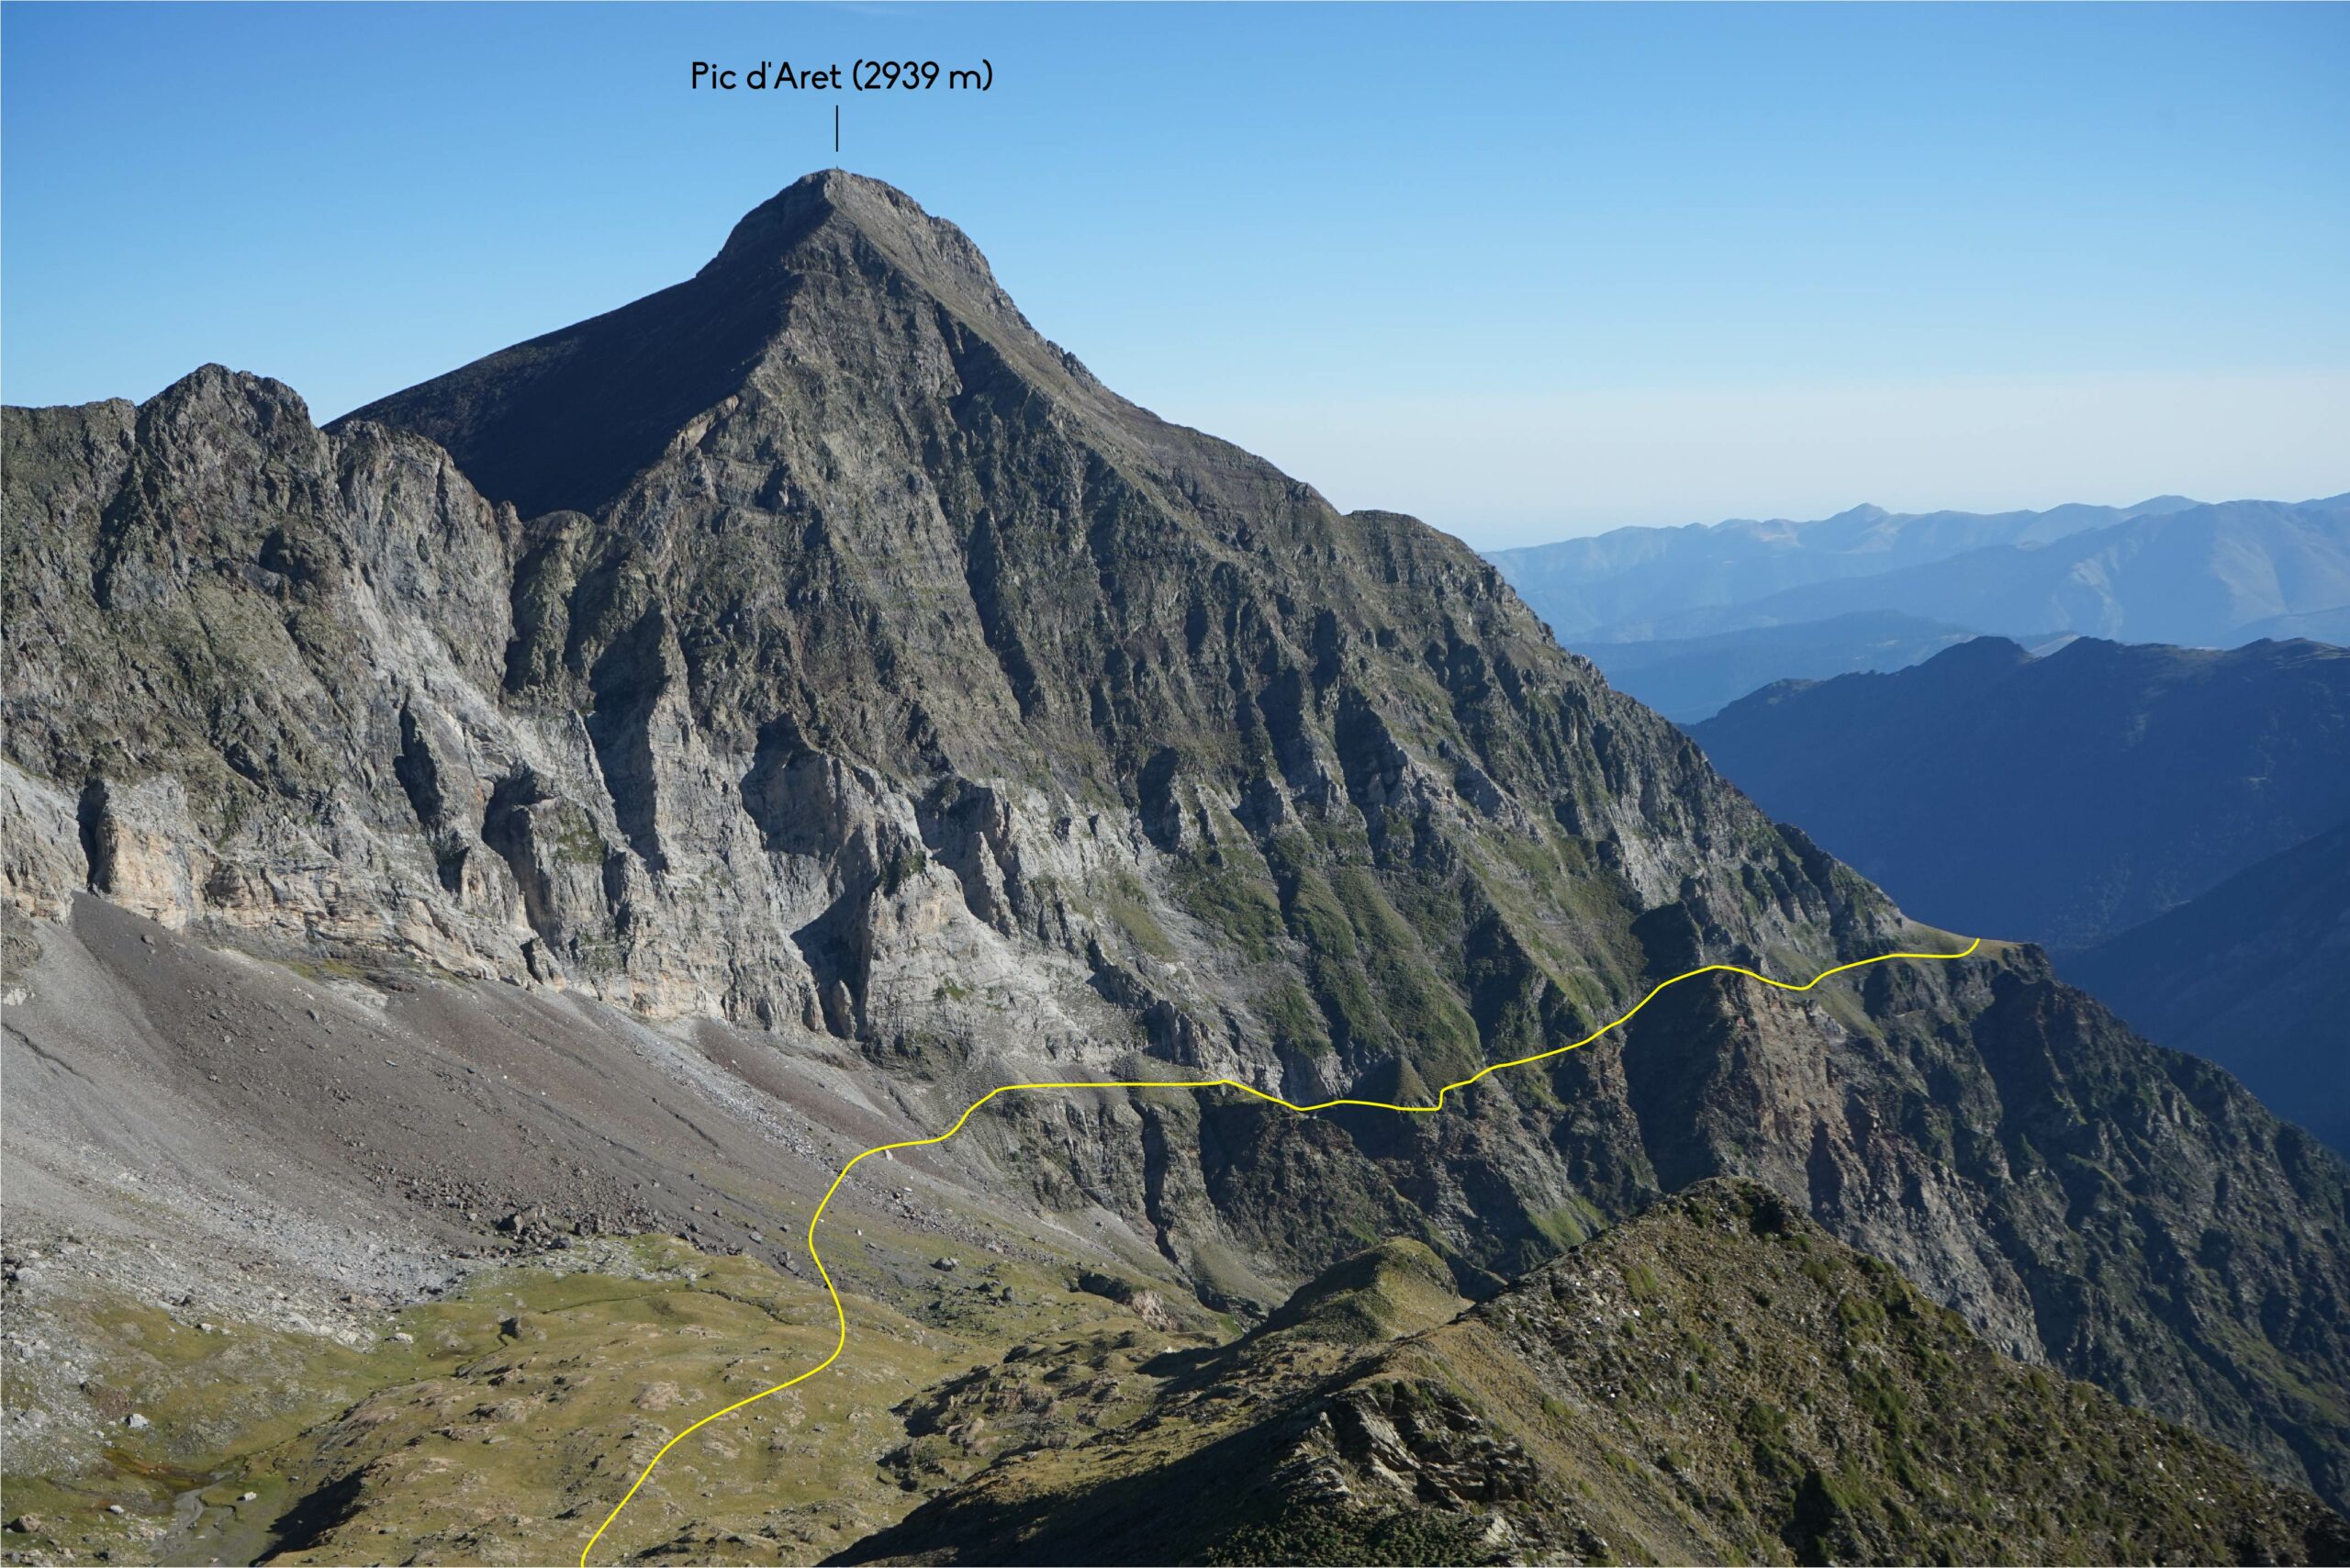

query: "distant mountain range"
(1490, 495), (2350, 718)
(1687, 634), (2350, 953)
(1489, 497), (2195, 638)
(1493, 493), (2350, 644)
(2065, 819), (2350, 1156)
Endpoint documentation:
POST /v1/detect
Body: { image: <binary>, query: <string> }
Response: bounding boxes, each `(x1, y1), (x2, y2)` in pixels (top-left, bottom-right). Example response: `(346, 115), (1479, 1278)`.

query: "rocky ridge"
(838, 1181), (2350, 1566)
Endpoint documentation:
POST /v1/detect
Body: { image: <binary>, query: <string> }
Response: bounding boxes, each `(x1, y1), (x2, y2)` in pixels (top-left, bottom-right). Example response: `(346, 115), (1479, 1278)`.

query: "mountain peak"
(705, 169), (924, 259)
(699, 169), (1012, 314)
(338, 170), (1061, 518)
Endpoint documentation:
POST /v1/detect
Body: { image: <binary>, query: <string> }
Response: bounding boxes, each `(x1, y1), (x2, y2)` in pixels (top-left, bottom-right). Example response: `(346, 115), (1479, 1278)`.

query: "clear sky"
(5, 3), (2344, 545)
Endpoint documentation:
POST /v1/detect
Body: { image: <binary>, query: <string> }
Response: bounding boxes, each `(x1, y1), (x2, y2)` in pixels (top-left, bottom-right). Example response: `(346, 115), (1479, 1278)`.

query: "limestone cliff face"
(5, 171), (2345, 1503)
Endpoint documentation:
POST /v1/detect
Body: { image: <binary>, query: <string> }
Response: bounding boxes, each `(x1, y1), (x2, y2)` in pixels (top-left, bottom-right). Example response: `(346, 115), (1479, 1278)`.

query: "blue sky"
(5, 3), (2344, 543)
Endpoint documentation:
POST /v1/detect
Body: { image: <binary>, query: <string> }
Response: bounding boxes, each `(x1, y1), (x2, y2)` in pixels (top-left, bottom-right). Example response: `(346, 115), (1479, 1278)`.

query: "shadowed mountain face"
(6, 171), (2349, 1515)
(1688, 634), (2350, 953)
(2063, 820), (2350, 1157)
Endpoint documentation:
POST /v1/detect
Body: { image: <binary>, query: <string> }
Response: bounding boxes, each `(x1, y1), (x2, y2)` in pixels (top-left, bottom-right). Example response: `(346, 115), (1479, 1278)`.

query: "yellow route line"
(578, 935), (1980, 1564)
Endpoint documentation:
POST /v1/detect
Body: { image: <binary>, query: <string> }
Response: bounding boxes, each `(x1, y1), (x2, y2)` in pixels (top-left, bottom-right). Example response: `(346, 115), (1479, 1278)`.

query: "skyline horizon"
(6, 6), (2345, 544)
(24, 338), (2342, 552)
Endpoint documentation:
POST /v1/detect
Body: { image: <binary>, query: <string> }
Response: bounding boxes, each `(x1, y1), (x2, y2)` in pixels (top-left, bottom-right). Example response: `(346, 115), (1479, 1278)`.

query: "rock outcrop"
(839, 1182), (2350, 1567)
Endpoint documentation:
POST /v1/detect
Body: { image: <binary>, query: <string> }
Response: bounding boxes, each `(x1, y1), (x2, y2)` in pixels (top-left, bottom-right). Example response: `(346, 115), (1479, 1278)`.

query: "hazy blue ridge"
(1485, 495), (2199, 640)
(1684, 633), (2350, 953)
(1489, 496), (2350, 656)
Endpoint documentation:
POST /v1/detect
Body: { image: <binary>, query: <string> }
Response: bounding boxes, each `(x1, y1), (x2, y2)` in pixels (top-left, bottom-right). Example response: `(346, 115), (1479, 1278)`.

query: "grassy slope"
(10, 1187), (2344, 1567)
(1, 1238), (1213, 1567)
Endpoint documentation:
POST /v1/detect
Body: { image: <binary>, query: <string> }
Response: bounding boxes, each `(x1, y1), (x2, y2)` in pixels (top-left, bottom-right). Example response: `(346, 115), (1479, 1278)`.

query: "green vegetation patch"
(1104, 872), (1176, 958)
(1169, 847), (1285, 965)
(4, 1238), (1136, 1567)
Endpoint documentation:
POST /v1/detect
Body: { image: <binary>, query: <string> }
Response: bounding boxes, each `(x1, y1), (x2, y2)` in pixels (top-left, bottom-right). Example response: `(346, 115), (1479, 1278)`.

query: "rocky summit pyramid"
(344, 170), (1089, 522)
(5, 171), (2348, 1527)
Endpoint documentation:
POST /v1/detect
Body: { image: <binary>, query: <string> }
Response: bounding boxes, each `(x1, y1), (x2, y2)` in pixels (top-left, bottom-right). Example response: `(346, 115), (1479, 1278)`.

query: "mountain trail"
(578, 935), (1981, 1564)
